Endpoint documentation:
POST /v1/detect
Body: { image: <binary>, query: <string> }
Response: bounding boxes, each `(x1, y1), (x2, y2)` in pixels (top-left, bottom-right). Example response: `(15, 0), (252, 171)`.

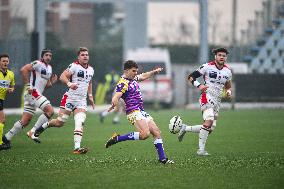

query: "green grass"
(0, 109), (283, 189)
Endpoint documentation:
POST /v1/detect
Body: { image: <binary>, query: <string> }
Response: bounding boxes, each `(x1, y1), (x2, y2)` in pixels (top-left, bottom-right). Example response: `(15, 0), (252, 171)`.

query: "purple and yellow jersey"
(116, 76), (144, 114)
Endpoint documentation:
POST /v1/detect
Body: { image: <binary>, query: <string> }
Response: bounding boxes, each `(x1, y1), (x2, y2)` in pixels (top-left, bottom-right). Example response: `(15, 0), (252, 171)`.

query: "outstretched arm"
(137, 67), (163, 82)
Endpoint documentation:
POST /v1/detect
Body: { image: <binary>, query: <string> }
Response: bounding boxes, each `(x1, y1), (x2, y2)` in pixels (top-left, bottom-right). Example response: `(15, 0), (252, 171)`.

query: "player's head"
(123, 60), (138, 79)
(0, 53), (10, 70)
(77, 47), (89, 65)
(41, 48), (52, 64)
(212, 47), (229, 66)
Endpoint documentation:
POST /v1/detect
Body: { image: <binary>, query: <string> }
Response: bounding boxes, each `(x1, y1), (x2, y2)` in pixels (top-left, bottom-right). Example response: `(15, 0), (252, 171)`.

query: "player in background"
(100, 98), (125, 124)
(0, 54), (15, 150)
(33, 47), (95, 154)
(177, 47), (232, 156)
(1, 49), (57, 150)
(105, 60), (174, 164)
(99, 70), (124, 124)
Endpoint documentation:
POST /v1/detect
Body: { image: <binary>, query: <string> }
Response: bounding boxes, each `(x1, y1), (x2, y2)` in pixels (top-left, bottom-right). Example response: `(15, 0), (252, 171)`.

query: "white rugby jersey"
(197, 61), (232, 99)
(30, 60), (52, 94)
(65, 61), (94, 99)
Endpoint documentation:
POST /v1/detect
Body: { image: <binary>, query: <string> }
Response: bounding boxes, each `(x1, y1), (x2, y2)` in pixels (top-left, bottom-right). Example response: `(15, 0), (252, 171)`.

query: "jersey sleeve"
(116, 78), (129, 94)
(66, 63), (76, 74)
(31, 60), (40, 71)
(10, 71), (15, 87)
(134, 75), (141, 82)
(196, 63), (208, 75)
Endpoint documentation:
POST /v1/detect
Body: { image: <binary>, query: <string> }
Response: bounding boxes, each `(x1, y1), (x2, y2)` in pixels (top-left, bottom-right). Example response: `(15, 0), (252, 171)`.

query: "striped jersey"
(116, 75), (144, 114)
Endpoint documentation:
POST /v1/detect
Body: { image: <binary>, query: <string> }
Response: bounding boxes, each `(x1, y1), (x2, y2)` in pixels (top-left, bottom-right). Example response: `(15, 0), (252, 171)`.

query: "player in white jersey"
(33, 47), (95, 154)
(177, 47), (232, 156)
(2, 49), (58, 150)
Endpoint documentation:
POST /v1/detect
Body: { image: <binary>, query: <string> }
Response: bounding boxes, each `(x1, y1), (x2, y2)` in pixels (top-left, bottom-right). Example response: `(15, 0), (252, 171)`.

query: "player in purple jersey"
(105, 60), (174, 164)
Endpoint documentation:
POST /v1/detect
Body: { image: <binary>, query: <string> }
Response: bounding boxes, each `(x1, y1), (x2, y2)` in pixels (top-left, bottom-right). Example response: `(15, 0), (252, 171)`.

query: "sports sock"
(31, 114), (49, 133)
(154, 138), (167, 161)
(185, 124), (202, 133)
(0, 123), (4, 144)
(117, 132), (139, 142)
(113, 115), (120, 123)
(74, 130), (83, 149)
(34, 122), (49, 137)
(198, 126), (210, 151)
(5, 121), (23, 141)
(101, 110), (109, 117)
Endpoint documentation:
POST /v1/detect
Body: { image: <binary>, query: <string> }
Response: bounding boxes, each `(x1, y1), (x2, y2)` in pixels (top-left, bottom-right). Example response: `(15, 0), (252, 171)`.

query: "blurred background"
(0, 0), (284, 109)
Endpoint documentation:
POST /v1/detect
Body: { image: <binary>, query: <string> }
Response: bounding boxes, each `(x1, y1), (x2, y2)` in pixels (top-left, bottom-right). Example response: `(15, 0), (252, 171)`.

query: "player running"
(33, 47), (95, 154)
(177, 47), (232, 156)
(1, 49), (57, 150)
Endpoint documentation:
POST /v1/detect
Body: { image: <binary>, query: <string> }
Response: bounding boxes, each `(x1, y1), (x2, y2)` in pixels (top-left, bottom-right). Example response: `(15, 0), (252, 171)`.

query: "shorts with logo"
(199, 92), (221, 116)
(126, 109), (153, 125)
(60, 94), (87, 112)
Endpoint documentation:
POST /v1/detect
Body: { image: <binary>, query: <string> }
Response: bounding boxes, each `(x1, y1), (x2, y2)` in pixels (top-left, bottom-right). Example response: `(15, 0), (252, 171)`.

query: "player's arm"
(108, 91), (123, 112)
(87, 81), (95, 109)
(59, 70), (78, 90)
(224, 80), (232, 98)
(45, 74), (58, 88)
(8, 72), (15, 93)
(137, 67), (163, 82)
(20, 63), (34, 93)
(188, 70), (208, 92)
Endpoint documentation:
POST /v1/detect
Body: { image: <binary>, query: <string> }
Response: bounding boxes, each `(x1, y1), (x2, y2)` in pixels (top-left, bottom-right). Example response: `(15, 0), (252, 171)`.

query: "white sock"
(5, 121), (23, 141)
(101, 110), (109, 117)
(185, 124), (202, 133)
(74, 115), (84, 149)
(31, 114), (49, 133)
(113, 115), (120, 122)
(42, 122), (49, 129)
(198, 126), (210, 151)
(74, 130), (82, 149)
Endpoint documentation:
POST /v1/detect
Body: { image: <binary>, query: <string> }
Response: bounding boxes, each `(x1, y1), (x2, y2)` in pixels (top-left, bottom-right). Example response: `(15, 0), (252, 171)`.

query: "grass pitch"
(0, 109), (283, 189)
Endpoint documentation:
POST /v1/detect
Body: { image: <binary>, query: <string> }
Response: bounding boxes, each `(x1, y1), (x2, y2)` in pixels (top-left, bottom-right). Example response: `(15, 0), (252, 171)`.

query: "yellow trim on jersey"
(117, 77), (129, 94)
(0, 69), (15, 100)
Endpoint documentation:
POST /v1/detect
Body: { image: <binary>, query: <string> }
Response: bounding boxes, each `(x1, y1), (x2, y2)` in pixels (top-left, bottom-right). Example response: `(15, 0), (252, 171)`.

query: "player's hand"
(67, 82), (78, 90)
(88, 95), (95, 109)
(198, 84), (208, 92)
(107, 103), (116, 112)
(50, 74), (58, 84)
(154, 67), (163, 74)
(226, 90), (232, 99)
(25, 84), (33, 94)
(7, 88), (14, 93)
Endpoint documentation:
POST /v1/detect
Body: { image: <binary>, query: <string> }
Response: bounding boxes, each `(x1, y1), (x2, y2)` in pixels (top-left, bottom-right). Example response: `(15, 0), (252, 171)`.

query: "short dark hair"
(124, 60), (138, 70)
(41, 49), (52, 58)
(212, 47), (229, 55)
(0, 53), (9, 60)
(77, 47), (89, 55)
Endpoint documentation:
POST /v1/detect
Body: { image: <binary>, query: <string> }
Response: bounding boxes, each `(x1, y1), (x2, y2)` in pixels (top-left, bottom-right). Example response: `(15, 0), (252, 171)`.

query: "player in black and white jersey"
(178, 47), (233, 156)
(33, 47), (95, 154)
(1, 49), (58, 150)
